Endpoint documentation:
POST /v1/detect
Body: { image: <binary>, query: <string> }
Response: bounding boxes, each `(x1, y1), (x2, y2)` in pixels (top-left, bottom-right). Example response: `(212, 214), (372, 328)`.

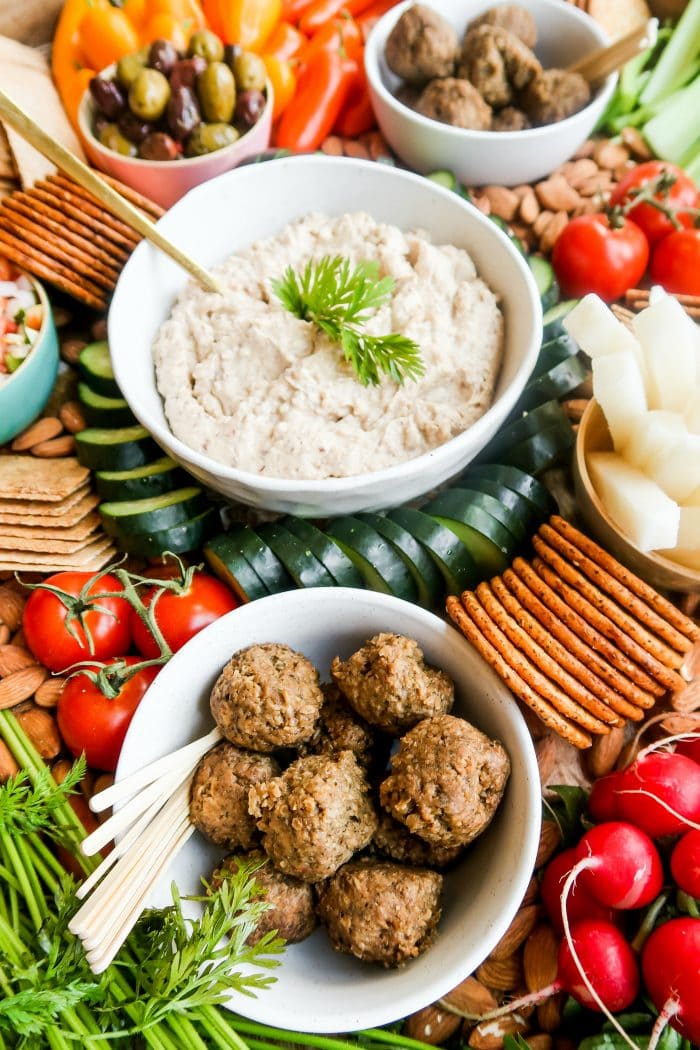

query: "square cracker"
(0, 492), (99, 527)
(0, 483), (91, 517)
(2, 529), (104, 554)
(0, 535), (114, 568)
(0, 456), (89, 501)
(1, 512), (101, 541)
(0, 547), (117, 573)
(587, 0), (650, 39)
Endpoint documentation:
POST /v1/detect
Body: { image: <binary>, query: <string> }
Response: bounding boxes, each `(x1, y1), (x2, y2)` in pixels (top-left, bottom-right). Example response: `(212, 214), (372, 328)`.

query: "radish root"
(617, 788), (700, 831)
(474, 982), (561, 1023)
(630, 717), (700, 757)
(647, 997), (681, 1050)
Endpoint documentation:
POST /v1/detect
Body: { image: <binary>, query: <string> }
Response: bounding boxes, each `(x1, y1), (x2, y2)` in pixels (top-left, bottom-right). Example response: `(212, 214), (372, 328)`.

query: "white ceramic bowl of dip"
(108, 155), (541, 516)
(117, 587), (541, 1033)
(364, 0), (617, 187)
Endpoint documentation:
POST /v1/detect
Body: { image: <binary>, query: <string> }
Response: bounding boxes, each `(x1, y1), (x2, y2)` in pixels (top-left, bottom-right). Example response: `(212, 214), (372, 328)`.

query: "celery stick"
(643, 74), (700, 162)
(641, 0), (700, 104)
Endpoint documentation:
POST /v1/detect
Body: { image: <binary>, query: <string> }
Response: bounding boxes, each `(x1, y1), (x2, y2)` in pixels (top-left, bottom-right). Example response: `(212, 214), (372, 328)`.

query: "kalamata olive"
(148, 38), (178, 76)
(232, 51), (267, 93)
(196, 62), (235, 123)
(170, 56), (207, 90)
(234, 89), (266, 128)
(185, 122), (239, 156)
(188, 28), (224, 63)
(93, 114), (110, 138)
(139, 132), (180, 161)
(89, 76), (126, 119)
(223, 43), (243, 70)
(116, 49), (149, 90)
(167, 85), (201, 140)
(98, 123), (138, 157)
(117, 110), (151, 143)
(128, 68), (171, 121)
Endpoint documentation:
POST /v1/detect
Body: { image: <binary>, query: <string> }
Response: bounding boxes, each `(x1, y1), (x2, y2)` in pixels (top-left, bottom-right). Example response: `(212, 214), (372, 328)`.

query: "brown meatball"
(303, 683), (376, 769)
(189, 742), (279, 850)
(210, 642), (324, 752)
(331, 633), (454, 733)
(316, 859), (442, 967)
(210, 851), (316, 945)
(521, 68), (591, 125)
(492, 105), (531, 131)
(373, 811), (463, 869)
(468, 4), (537, 49)
(415, 77), (492, 129)
(380, 714), (510, 848)
(248, 751), (378, 882)
(458, 25), (541, 108)
(385, 4), (459, 84)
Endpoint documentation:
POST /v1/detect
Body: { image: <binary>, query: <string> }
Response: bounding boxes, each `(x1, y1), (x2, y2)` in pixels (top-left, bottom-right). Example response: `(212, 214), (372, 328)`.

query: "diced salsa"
(0, 258), (43, 383)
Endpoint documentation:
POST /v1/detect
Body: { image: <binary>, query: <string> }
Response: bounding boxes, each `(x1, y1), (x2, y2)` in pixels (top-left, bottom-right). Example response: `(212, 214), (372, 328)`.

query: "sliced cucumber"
(424, 497), (516, 575)
(489, 214), (525, 254)
(78, 382), (136, 428)
(423, 488), (527, 545)
(117, 510), (215, 556)
(204, 532), (269, 603)
(326, 517), (417, 601)
(99, 487), (205, 537)
(532, 335), (578, 379)
(543, 299), (579, 341)
(357, 512), (443, 609)
(283, 517), (364, 589)
(464, 463), (557, 518)
(528, 255), (559, 312)
(77, 340), (120, 398)
(426, 170), (458, 191)
(498, 420), (575, 475)
(387, 507), (476, 595)
(94, 457), (185, 502)
(514, 356), (588, 414)
(447, 476), (542, 531)
(256, 522), (336, 589)
(215, 524), (292, 594)
(75, 424), (159, 471)
(486, 400), (571, 460)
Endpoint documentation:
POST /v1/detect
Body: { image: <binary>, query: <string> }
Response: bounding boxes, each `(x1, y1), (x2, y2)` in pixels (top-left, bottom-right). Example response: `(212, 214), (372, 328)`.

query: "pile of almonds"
(8, 406), (85, 458)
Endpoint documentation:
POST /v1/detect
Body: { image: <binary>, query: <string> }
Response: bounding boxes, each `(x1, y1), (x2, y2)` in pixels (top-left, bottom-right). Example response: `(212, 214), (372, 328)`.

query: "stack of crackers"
(447, 515), (699, 750)
(0, 456), (116, 573)
(566, 0), (652, 40)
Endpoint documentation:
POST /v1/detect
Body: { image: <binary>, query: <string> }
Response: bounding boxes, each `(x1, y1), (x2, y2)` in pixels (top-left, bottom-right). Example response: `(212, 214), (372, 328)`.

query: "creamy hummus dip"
(153, 212), (503, 480)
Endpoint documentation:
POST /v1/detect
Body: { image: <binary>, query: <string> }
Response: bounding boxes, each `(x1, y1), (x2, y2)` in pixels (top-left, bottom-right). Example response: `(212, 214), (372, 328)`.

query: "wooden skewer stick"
(81, 766), (187, 856)
(0, 88), (223, 295)
(568, 19), (658, 84)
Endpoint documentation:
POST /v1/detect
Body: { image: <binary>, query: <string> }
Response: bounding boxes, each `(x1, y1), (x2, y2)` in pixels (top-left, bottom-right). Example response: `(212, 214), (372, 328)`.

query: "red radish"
(642, 918), (700, 1048)
(540, 848), (616, 935)
(675, 737), (700, 765)
(671, 830), (700, 898)
(588, 771), (625, 823)
(557, 919), (639, 1013)
(615, 751), (700, 837)
(575, 822), (663, 909)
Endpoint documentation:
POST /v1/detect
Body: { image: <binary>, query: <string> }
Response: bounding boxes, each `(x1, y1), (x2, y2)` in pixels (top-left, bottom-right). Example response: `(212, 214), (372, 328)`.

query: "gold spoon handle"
(567, 18), (658, 84)
(0, 87), (222, 295)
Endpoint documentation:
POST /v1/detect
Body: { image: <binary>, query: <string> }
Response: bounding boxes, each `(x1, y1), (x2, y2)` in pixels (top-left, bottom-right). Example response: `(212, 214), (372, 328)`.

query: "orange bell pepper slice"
(335, 63), (375, 136)
(262, 54), (296, 119)
(295, 15), (362, 66)
(216, 0), (283, 50)
(276, 49), (356, 150)
(140, 12), (189, 49)
(299, 0), (373, 34)
(264, 21), (306, 61)
(78, 5), (141, 71)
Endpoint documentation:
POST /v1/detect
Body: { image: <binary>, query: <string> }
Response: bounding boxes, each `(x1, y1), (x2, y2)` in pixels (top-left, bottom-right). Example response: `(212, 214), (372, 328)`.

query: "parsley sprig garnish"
(272, 255), (425, 387)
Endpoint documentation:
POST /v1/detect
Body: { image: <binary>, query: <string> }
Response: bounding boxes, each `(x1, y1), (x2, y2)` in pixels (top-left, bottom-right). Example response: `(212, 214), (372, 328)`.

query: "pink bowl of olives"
(78, 29), (273, 210)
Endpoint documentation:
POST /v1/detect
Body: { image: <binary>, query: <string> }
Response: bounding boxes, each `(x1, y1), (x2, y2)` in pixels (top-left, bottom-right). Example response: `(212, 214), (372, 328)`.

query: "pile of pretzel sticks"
(447, 515), (699, 749)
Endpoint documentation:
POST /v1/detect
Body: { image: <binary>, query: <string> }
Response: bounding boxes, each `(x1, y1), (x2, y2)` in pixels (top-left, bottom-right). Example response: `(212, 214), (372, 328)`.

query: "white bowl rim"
(110, 154), (542, 495)
(116, 586), (542, 1033)
(78, 63), (274, 170)
(0, 274), (51, 393)
(364, 0), (617, 143)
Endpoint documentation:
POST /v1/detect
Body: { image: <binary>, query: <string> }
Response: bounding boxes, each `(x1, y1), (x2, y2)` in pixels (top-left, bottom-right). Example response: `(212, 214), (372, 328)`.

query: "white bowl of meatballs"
(364, 0), (618, 186)
(116, 587), (541, 1033)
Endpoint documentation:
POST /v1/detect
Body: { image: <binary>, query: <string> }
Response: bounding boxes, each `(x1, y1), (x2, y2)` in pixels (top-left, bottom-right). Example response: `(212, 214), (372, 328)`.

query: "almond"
(522, 875), (539, 906)
(535, 821), (562, 869)
(572, 139), (596, 159)
(490, 905), (540, 961)
(60, 338), (87, 365)
(403, 1004), (461, 1044)
(51, 758), (74, 785)
(576, 174), (613, 199)
(466, 1011), (530, 1048)
(0, 645), (37, 677)
(91, 319), (108, 342)
(566, 158), (600, 189)
(476, 954), (523, 991)
(533, 209), (554, 238)
(593, 140), (630, 170)
(11, 416), (63, 451)
(523, 925), (559, 993)
(482, 186), (520, 222)
(526, 1036), (553, 1050)
(442, 976), (498, 1017)
(15, 706), (61, 759)
(59, 401), (87, 434)
(11, 627), (26, 649)
(472, 194), (492, 216)
(535, 176), (580, 214)
(0, 586), (25, 632)
(0, 740), (19, 782)
(0, 666), (47, 709)
(31, 435), (76, 458)
(537, 993), (564, 1032)
(519, 186), (540, 225)
(535, 734), (557, 787)
(34, 676), (66, 708)
(0, 626), (9, 646)
(539, 211), (569, 255)
(585, 725), (627, 778)
(93, 772), (114, 797)
(621, 126), (652, 160)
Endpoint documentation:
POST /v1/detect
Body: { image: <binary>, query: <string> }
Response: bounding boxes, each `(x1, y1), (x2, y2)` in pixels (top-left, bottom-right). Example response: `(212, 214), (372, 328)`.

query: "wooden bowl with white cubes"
(570, 289), (700, 592)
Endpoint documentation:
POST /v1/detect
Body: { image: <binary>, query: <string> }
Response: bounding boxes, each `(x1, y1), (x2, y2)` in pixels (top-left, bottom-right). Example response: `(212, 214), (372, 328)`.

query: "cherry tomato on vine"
(131, 571), (238, 658)
(650, 228), (700, 297)
(551, 213), (649, 302)
(23, 571), (132, 673)
(57, 657), (158, 772)
(609, 161), (699, 247)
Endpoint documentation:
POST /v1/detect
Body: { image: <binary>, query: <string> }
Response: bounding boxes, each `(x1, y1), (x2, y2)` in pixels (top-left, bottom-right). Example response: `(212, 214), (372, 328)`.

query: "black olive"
(234, 89), (266, 129)
(89, 76), (127, 119)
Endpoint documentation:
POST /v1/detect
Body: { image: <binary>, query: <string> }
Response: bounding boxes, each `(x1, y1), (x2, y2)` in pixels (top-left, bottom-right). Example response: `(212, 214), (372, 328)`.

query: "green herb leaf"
(0, 758), (87, 844)
(272, 255), (424, 387)
(542, 785), (589, 847)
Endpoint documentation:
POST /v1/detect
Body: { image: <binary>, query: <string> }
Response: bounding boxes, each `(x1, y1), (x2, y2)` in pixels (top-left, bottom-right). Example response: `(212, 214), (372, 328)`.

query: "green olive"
(232, 51), (267, 93)
(116, 48), (149, 90)
(196, 61), (236, 123)
(98, 123), (138, 157)
(188, 28), (224, 63)
(128, 68), (171, 122)
(185, 122), (239, 156)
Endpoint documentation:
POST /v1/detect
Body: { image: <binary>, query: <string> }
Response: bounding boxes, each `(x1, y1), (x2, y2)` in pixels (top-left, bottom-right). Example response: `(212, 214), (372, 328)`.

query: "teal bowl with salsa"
(0, 270), (59, 444)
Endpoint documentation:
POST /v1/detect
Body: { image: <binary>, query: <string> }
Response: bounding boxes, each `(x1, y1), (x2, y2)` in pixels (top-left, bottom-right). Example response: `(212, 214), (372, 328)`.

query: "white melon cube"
(686, 395), (700, 435)
(633, 295), (698, 412)
(685, 485), (700, 507)
(660, 547), (700, 571)
(588, 451), (680, 552)
(624, 410), (687, 471)
(647, 433), (700, 502)
(565, 295), (645, 373)
(677, 506), (700, 550)
(592, 351), (647, 451)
